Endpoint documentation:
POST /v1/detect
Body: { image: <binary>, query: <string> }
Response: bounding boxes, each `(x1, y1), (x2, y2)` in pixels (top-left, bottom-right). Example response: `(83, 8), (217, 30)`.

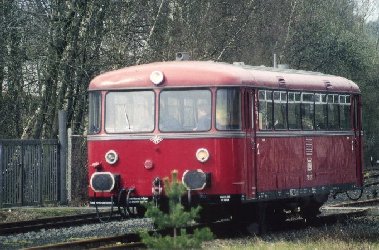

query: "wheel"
(300, 201), (322, 223)
(346, 188), (363, 201)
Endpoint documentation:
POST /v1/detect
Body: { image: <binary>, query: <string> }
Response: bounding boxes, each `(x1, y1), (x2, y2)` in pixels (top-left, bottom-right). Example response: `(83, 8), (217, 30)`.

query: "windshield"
(105, 91), (155, 133)
(159, 89), (211, 132)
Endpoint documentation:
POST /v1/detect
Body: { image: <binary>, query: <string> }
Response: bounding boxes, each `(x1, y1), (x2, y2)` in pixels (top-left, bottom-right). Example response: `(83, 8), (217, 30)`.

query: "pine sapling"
(140, 170), (213, 249)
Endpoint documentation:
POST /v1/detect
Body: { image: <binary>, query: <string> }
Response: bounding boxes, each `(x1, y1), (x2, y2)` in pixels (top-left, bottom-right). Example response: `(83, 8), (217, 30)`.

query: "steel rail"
(327, 197), (379, 208)
(24, 233), (142, 250)
(0, 212), (120, 235)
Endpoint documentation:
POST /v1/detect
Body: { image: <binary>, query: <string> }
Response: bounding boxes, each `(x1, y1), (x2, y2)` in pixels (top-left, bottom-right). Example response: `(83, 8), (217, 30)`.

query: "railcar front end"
(87, 85), (247, 219)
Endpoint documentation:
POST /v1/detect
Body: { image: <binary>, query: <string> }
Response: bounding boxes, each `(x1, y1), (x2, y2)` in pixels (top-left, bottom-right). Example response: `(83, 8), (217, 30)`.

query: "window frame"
(215, 87), (242, 131)
(256, 89), (353, 132)
(88, 91), (102, 135)
(104, 90), (156, 134)
(158, 88), (212, 132)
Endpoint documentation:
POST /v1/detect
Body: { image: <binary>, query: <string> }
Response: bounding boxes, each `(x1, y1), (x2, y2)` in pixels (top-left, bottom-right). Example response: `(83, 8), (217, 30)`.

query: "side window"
(288, 92), (301, 129)
(339, 95), (351, 130)
(315, 93), (327, 130)
(301, 93), (314, 130)
(216, 88), (241, 130)
(258, 90), (273, 130)
(328, 94), (339, 129)
(88, 91), (102, 134)
(273, 91), (287, 129)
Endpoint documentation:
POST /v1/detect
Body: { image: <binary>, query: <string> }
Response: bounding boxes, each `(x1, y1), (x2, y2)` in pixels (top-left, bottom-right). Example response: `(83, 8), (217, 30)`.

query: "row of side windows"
(258, 90), (351, 131)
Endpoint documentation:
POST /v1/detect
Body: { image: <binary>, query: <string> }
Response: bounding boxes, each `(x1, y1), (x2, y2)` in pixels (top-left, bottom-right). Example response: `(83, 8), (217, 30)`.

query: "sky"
(365, 0), (379, 22)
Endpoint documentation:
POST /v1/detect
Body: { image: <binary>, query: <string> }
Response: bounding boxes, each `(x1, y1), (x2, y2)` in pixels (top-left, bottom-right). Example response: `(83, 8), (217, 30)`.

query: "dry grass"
(203, 216), (379, 249)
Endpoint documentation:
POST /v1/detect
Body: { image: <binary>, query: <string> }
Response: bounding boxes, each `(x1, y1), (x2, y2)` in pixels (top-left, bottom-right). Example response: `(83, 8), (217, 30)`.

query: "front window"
(216, 88), (241, 130)
(88, 91), (101, 134)
(105, 91), (155, 133)
(159, 89), (211, 132)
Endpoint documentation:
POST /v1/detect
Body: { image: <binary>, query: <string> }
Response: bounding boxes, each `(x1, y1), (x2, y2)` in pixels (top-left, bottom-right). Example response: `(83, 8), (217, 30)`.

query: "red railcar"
(87, 60), (363, 222)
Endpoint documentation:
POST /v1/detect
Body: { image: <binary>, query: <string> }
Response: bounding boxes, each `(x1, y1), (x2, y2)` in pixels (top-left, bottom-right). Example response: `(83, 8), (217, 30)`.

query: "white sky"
(363, 0), (379, 22)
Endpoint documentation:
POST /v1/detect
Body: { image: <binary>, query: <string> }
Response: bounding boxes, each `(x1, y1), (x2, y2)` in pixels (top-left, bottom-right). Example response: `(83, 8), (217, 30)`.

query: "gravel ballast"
(0, 218), (153, 249)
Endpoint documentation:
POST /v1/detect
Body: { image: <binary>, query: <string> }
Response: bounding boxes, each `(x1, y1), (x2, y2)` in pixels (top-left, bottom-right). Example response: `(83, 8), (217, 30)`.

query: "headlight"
(196, 148), (210, 163)
(150, 71), (164, 85)
(182, 169), (210, 190)
(105, 150), (118, 165)
(90, 172), (118, 192)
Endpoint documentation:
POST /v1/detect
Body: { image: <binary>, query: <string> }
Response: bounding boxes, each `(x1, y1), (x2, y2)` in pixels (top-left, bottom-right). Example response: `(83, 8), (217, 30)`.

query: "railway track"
(0, 211), (120, 236)
(23, 208), (369, 249)
(3, 197), (378, 248)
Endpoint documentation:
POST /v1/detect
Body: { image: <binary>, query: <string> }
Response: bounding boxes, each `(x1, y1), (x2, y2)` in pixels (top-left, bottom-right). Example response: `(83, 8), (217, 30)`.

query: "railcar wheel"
(300, 201), (322, 223)
(267, 207), (287, 224)
(346, 188), (363, 201)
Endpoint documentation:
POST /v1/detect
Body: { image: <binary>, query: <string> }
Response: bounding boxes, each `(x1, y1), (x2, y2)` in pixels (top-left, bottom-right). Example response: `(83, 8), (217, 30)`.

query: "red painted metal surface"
(88, 137), (246, 197)
(255, 135), (358, 192)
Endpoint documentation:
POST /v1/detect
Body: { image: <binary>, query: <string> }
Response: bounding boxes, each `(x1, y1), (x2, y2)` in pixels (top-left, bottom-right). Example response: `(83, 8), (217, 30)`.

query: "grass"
(203, 216), (379, 249)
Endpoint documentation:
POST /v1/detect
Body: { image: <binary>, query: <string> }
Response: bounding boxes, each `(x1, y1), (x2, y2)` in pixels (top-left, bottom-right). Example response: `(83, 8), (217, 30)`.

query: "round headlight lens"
(196, 148), (210, 163)
(105, 150), (118, 165)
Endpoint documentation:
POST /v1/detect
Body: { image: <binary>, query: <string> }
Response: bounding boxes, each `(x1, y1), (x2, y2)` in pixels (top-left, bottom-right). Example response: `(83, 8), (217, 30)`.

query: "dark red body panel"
(88, 136), (246, 197)
(255, 134), (357, 193)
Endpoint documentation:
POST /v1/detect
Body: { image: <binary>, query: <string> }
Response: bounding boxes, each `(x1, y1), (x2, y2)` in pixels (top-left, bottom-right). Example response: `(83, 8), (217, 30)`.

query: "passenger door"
(244, 88), (257, 199)
(353, 95), (363, 186)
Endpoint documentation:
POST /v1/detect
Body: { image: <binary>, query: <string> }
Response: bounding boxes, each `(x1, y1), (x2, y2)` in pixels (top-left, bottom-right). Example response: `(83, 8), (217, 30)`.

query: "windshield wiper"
(124, 106), (131, 130)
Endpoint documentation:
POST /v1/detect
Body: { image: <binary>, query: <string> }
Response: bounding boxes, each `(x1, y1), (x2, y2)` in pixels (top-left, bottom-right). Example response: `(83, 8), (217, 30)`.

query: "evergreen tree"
(140, 170), (213, 249)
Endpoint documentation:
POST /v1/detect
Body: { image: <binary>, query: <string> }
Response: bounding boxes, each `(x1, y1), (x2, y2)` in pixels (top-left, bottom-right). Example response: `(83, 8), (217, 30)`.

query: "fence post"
(67, 128), (72, 202)
(58, 110), (68, 204)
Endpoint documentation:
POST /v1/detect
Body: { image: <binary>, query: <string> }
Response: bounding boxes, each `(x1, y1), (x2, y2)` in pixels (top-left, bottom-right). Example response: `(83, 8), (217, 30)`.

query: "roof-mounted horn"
(176, 52), (190, 61)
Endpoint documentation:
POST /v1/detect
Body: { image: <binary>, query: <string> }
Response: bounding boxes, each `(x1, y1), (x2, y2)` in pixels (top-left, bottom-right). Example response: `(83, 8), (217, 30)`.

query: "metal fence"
(0, 140), (60, 208)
